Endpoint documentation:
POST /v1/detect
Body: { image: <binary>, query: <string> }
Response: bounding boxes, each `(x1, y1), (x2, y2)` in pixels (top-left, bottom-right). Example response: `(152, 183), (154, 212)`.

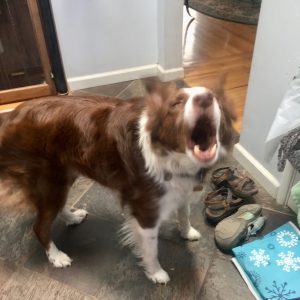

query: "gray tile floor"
(0, 80), (297, 299)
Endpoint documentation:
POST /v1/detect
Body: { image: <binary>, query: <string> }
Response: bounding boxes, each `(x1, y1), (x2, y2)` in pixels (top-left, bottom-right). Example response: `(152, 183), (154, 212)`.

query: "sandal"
(214, 204), (265, 252)
(205, 189), (244, 224)
(211, 167), (258, 198)
(204, 188), (243, 209)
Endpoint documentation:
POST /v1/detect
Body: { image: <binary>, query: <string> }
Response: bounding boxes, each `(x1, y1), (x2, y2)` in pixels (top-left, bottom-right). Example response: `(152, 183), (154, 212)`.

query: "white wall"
(236, 0), (300, 190)
(50, 0), (183, 90)
(157, 0), (183, 70)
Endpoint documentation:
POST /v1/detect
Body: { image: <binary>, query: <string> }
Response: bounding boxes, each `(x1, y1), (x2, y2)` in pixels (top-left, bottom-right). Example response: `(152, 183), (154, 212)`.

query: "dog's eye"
(171, 100), (182, 107)
(171, 94), (186, 107)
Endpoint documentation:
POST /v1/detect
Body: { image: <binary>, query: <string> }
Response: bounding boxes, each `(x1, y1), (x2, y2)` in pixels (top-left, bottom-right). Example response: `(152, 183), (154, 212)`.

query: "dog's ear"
(144, 77), (162, 94)
(210, 73), (227, 99)
(144, 78), (176, 96)
(210, 73), (237, 122)
(145, 78), (177, 119)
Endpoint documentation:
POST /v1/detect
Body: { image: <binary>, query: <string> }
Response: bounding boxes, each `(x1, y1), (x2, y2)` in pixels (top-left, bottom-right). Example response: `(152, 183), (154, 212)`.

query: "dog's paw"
(181, 226), (201, 241)
(65, 209), (88, 226)
(147, 269), (170, 284)
(48, 250), (72, 268)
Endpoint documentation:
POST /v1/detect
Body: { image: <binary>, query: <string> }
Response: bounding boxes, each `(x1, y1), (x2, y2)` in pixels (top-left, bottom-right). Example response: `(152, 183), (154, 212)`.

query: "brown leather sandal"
(211, 167), (258, 198)
(204, 188), (244, 224)
(204, 188), (243, 209)
(205, 204), (241, 224)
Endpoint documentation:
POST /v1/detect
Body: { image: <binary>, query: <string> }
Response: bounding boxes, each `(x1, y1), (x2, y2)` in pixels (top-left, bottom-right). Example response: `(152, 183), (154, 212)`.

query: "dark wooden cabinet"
(0, 0), (44, 90)
(0, 0), (56, 103)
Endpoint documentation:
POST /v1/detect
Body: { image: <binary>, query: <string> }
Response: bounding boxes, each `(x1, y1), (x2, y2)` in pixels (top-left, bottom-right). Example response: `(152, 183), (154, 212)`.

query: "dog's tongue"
(193, 144), (217, 161)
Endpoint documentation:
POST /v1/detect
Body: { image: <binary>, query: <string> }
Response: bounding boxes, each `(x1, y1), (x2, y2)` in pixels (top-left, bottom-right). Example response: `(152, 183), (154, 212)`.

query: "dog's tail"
(0, 110), (33, 212)
(0, 171), (34, 213)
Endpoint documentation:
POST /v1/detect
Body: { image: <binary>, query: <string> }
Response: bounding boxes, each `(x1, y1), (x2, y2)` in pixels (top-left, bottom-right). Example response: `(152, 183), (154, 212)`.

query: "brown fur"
(0, 81), (235, 252)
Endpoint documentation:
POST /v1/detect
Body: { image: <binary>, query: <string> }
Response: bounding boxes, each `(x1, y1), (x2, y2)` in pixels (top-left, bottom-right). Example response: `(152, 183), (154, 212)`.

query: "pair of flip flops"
(204, 167), (258, 224)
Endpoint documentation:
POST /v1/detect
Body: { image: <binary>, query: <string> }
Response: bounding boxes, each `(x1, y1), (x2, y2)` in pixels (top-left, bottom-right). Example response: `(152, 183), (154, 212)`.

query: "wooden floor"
(183, 9), (257, 132)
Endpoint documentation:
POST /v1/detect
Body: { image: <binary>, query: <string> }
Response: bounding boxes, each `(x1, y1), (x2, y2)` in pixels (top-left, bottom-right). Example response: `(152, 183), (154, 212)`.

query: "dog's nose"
(193, 91), (213, 109)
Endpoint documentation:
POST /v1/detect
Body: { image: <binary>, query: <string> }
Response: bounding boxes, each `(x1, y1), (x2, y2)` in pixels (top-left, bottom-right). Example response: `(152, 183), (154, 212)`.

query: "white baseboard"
(157, 65), (184, 81)
(233, 143), (280, 198)
(68, 64), (184, 91)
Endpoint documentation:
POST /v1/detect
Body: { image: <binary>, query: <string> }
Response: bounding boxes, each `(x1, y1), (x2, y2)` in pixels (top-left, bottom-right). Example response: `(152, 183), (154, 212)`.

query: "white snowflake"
(276, 230), (298, 248)
(276, 251), (300, 272)
(249, 249), (270, 267)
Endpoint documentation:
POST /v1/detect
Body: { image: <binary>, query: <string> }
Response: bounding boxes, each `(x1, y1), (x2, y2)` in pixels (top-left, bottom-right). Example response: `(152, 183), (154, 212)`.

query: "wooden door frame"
(0, 0), (56, 104)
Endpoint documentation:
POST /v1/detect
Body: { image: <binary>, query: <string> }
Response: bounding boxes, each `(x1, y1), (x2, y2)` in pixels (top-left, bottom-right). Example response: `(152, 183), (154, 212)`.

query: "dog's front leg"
(177, 204), (201, 240)
(122, 218), (170, 284)
(139, 225), (170, 284)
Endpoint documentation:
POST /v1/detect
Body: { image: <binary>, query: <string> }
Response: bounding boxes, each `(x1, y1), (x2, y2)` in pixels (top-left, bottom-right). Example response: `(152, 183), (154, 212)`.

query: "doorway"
(182, 7), (257, 133)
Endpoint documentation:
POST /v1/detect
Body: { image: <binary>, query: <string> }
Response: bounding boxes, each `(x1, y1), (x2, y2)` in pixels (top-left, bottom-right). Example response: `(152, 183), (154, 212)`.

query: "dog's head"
(142, 79), (236, 170)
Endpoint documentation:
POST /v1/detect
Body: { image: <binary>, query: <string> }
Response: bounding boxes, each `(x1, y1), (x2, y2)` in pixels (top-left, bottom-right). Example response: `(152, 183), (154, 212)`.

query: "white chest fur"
(138, 112), (205, 222)
(159, 175), (204, 221)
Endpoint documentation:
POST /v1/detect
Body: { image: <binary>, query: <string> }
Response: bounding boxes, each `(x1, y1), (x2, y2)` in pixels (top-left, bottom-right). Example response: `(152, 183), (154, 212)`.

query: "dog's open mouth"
(187, 116), (218, 162)
(193, 143), (217, 162)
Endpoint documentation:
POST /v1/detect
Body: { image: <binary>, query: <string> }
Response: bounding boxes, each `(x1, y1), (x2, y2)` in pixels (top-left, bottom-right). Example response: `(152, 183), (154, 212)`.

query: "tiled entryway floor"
(0, 80), (297, 300)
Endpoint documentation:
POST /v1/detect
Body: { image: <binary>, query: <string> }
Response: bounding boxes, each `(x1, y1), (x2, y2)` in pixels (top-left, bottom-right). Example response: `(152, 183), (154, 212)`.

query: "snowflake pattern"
(236, 251), (247, 260)
(268, 243), (275, 250)
(249, 249), (270, 267)
(265, 281), (296, 300)
(276, 251), (300, 272)
(276, 230), (298, 248)
(248, 270), (261, 286)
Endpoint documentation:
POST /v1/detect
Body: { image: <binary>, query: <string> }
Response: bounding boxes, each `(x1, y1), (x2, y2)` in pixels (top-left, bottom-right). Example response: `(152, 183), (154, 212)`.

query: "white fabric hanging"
(265, 69), (300, 161)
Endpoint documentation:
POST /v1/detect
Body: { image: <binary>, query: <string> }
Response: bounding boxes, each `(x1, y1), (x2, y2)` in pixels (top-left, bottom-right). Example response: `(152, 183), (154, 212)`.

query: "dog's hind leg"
(34, 209), (72, 268)
(28, 166), (73, 268)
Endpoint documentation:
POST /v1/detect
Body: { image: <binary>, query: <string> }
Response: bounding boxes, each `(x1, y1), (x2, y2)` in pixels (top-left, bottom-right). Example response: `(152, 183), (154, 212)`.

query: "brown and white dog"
(0, 80), (235, 284)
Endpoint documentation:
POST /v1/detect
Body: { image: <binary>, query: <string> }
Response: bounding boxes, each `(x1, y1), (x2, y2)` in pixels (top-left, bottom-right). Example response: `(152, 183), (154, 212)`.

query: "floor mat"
(188, 0), (261, 25)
